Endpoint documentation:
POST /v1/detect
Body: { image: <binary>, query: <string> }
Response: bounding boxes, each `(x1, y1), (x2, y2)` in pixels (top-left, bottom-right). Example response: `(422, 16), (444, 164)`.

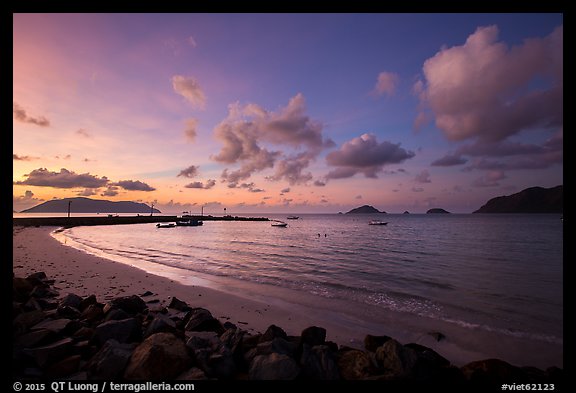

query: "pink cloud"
(374, 71), (399, 96)
(213, 93), (334, 186)
(172, 75), (206, 109)
(415, 25), (562, 142)
(184, 118), (198, 141)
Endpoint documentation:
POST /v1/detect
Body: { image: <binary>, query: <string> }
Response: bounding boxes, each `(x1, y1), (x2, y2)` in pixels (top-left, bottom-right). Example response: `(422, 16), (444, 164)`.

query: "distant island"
(345, 205), (386, 214)
(21, 197), (161, 214)
(426, 208), (450, 214)
(474, 185), (563, 213)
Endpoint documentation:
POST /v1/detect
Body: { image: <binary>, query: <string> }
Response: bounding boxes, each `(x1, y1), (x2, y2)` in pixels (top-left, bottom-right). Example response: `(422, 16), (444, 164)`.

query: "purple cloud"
(185, 179), (216, 189)
(13, 103), (50, 127)
(472, 170), (507, 187)
(177, 165), (199, 178)
(414, 170), (432, 183)
(15, 168), (109, 189)
(13, 154), (38, 161)
(114, 180), (156, 191)
(431, 154), (468, 167)
(326, 133), (415, 179)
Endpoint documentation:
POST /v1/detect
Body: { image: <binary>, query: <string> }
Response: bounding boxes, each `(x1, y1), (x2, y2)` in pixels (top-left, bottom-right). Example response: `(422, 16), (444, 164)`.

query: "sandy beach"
(13, 225), (563, 369)
(13, 226), (374, 345)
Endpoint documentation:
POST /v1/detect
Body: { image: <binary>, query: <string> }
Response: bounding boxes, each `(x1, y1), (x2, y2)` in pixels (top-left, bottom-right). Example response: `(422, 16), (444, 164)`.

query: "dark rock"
(337, 349), (375, 380)
(124, 332), (191, 380)
(105, 295), (146, 315)
(79, 295), (98, 311)
(73, 327), (95, 341)
(521, 366), (549, 382)
(14, 310), (46, 333)
(375, 339), (418, 378)
(223, 321), (237, 330)
(59, 293), (83, 310)
(23, 337), (74, 368)
(144, 314), (177, 338)
(72, 340), (96, 359)
(57, 305), (80, 319)
(80, 304), (104, 323)
(461, 358), (525, 387)
(86, 339), (136, 379)
(185, 308), (224, 334)
(30, 285), (59, 298)
(300, 326), (326, 347)
(300, 344), (339, 380)
(14, 277), (34, 301)
(257, 337), (297, 358)
(168, 296), (192, 311)
(26, 272), (48, 286)
(35, 298), (59, 311)
(364, 334), (392, 352)
(140, 291), (154, 297)
(546, 366), (563, 382)
(206, 349), (236, 379)
(24, 297), (44, 312)
(186, 331), (219, 352)
(405, 343), (452, 382)
(31, 318), (72, 333)
(64, 371), (89, 380)
(14, 329), (56, 349)
(103, 308), (130, 322)
(259, 324), (288, 343)
(428, 331), (446, 342)
(249, 353), (300, 380)
(405, 343), (450, 367)
(45, 354), (81, 378)
(177, 367), (209, 380)
(94, 318), (140, 345)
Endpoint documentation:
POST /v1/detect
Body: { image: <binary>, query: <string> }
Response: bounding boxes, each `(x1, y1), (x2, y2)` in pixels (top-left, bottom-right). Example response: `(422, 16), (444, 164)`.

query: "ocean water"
(54, 213), (563, 356)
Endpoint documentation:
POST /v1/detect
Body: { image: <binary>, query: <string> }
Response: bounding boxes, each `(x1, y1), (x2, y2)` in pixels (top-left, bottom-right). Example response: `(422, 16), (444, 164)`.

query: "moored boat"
(369, 220), (388, 225)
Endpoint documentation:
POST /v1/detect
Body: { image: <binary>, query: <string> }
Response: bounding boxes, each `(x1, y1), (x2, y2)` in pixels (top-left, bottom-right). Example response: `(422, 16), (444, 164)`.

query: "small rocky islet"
(13, 272), (563, 387)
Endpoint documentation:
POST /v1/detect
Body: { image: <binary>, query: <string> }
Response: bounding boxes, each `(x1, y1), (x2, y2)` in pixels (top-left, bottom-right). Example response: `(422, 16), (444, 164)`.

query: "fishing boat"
(368, 220), (388, 225)
(176, 219), (203, 226)
(156, 223), (176, 228)
(271, 221), (288, 227)
(287, 216), (299, 219)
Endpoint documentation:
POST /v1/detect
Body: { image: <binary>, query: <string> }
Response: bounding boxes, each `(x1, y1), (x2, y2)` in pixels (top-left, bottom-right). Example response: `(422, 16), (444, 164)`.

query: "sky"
(13, 13), (563, 214)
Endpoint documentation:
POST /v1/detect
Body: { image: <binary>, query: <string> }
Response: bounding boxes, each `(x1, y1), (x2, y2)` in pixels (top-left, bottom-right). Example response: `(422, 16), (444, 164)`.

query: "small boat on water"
(369, 220), (388, 225)
(287, 216), (299, 219)
(271, 221), (288, 227)
(176, 219), (203, 226)
(156, 223), (176, 228)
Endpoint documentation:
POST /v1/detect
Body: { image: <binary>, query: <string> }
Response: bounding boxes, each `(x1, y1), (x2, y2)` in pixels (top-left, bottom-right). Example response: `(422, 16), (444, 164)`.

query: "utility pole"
(67, 200), (72, 218)
(201, 205), (204, 217)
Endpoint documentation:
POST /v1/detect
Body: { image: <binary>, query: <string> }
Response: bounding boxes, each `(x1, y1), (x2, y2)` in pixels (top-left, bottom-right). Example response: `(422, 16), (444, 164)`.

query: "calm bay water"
(55, 213), (563, 346)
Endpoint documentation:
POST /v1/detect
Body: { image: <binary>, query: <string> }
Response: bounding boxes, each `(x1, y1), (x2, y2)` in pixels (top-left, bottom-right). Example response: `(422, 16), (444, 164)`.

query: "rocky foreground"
(13, 272), (563, 387)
